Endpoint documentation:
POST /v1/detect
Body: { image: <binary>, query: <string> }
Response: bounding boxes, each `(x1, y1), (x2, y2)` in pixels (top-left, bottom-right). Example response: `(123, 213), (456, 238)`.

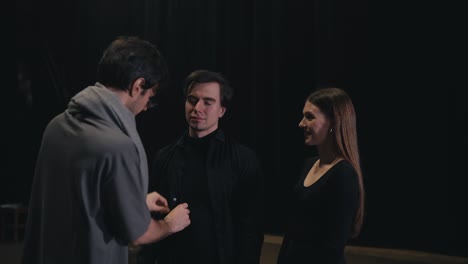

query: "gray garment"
(22, 83), (151, 264)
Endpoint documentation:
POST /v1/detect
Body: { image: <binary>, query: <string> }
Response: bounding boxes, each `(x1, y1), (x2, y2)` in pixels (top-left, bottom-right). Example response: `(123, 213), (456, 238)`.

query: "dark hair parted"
(183, 70), (233, 108)
(307, 87), (365, 238)
(96, 36), (168, 91)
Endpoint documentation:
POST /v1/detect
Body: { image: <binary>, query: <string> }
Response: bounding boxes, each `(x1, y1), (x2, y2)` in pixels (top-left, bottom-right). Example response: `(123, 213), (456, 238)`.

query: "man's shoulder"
(153, 137), (183, 158)
(218, 132), (254, 150)
(220, 136), (260, 163)
(236, 141), (256, 155)
(158, 141), (178, 152)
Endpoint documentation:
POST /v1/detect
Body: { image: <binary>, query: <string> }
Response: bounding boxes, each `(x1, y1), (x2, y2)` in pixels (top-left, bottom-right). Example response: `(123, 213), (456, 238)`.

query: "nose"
(147, 96), (157, 109)
(194, 100), (204, 111)
(298, 118), (305, 128)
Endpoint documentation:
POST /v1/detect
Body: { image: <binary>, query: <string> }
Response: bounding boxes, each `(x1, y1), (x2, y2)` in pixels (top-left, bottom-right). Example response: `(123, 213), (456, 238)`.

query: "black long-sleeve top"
(277, 157), (359, 264)
(140, 129), (264, 264)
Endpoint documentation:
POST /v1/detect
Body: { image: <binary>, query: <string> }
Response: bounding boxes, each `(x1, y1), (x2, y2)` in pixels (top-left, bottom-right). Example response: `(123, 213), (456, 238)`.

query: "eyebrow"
(187, 95), (217, 102)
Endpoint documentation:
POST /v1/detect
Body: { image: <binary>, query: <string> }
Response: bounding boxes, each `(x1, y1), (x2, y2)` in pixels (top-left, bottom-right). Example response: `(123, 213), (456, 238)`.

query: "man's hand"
(146, 191), (170, 214)
(164, 203), (191, 233)
(131, 201), (191, 245)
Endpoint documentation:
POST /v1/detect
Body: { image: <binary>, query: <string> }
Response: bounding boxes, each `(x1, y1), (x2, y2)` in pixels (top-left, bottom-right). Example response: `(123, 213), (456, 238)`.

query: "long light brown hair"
(307, 87), (365, 237)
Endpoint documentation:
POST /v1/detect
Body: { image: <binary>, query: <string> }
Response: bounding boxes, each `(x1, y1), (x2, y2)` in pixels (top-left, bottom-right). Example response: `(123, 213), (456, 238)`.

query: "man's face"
(129, 83), (159, 115)
(185, 82), (226, 138)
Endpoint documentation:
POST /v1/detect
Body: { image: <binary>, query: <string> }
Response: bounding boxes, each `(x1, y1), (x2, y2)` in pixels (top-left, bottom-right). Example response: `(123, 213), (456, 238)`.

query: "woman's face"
(298, 101), (331, 146)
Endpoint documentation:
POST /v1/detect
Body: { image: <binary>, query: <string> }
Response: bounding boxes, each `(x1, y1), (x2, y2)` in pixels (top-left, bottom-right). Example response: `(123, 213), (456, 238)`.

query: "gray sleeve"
(102, 143), (151, 243)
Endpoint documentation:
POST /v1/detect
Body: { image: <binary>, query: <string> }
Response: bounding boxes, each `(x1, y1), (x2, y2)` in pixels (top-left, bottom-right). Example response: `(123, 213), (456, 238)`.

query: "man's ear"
(219, 106), (226, 118)
(130, 78), (145, 97)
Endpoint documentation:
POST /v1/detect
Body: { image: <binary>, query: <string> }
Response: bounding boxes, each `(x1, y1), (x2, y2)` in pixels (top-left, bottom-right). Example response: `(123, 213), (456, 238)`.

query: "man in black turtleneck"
(138, 70), (264, 264)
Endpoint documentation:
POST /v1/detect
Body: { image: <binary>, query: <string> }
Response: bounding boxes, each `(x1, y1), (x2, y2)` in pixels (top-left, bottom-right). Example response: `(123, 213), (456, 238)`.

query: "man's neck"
(189, 127), (218, 138)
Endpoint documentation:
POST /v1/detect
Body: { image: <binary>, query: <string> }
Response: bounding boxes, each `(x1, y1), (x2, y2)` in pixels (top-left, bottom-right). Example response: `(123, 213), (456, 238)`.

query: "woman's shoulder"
(329, 160), (359, 185)
(334, 159), (356, 173)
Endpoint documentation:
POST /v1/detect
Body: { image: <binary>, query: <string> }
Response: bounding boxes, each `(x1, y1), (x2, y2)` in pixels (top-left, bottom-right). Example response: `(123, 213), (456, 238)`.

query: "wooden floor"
(260, 235), (468, 264)
(2, 235), (468, 264)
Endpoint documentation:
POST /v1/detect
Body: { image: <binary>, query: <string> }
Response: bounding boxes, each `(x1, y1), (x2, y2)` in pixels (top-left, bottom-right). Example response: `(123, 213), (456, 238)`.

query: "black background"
(5, 0), (464, 258)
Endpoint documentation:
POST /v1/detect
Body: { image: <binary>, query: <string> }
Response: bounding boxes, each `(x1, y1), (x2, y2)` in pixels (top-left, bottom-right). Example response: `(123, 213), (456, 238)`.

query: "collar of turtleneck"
(186, 129), (219, 145)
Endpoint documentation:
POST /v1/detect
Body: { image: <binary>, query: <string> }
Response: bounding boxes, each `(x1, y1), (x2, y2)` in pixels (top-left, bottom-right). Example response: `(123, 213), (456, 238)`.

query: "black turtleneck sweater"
(172, 130), (218, 263)
(140, 128), (264, 264)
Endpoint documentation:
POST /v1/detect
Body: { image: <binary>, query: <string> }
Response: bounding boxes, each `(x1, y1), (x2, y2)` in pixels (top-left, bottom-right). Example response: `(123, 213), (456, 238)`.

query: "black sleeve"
(234, 147), (265, 264)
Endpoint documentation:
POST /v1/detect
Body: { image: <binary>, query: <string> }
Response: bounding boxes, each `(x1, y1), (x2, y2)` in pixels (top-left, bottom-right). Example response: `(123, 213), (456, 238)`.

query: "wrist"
(162, 217), (175, 235)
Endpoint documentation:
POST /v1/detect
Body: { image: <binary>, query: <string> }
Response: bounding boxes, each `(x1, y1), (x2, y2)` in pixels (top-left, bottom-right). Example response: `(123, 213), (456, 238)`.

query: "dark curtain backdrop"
(9, 0), (465, 258)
